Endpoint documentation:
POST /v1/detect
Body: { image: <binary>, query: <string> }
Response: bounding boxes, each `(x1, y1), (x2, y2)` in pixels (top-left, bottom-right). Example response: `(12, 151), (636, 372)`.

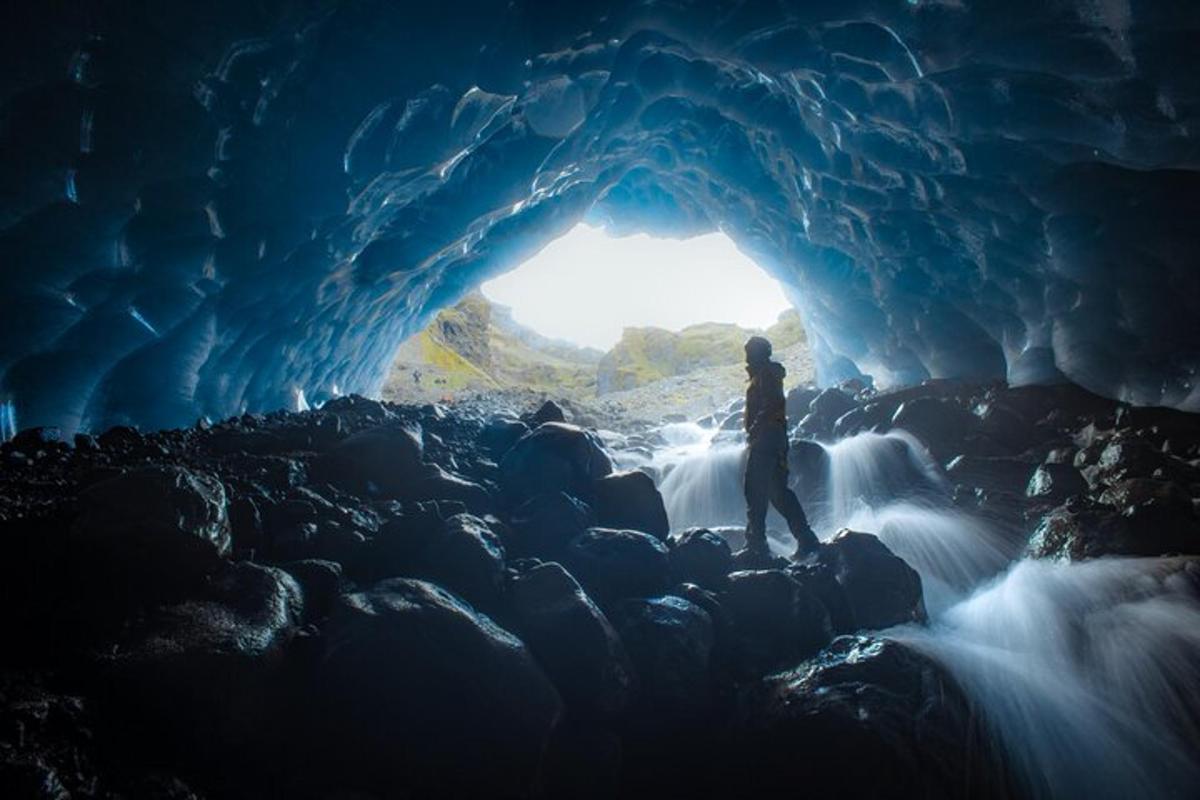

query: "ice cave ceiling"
(1, 0), (1199, 435)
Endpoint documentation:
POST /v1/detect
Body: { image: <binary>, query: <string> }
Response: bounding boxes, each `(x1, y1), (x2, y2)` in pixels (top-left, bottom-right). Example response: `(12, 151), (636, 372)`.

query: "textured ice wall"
(1, 1), (1198, 434)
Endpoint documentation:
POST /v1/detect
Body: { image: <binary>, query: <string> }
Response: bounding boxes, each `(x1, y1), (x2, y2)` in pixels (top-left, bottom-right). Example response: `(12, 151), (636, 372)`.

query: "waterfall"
(896, 558), (1200, 800)
(648, 420), (1200, 798)
(656, 430), (748, 531)
(820, 430), (947, 524)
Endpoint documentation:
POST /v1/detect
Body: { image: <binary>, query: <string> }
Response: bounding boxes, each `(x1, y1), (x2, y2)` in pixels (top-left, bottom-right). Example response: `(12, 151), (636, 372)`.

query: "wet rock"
(280, 559), (342, 622)
(311, 424), (423, 498)
(412, 513), (506, 611)
(96, 425), (143, 451)
(508, 562), (634, 720)
(529, 400), (567, 426)
(99, 562), (302, 756)
(227, 494), (264, 554)
(830, 401), (893, 438)
(816, 530), (925, 629)
(72, 433), (99, 452)
(1026, 463), (1089, 505)
(785, 386), (820, 422)
(730, 544), (789, 571)
(669, 528), (733, 589)
(9, 427), (64, 452)
(563, 527), (670, 607)
(610, 595), (714, 720)
(594, 470), (669, 540)
(73, 466), (231, 595)
(507, 491), (595, 559)
(788, 438), (830, 501)
(1028, 492), (1198, 560)
(360, 508), (505, 610)
(788, 560), (856, 634)
(1090, 432), (1198, 487)
(722, 570), (831, 675)
(891, 398), (977, 459)
(973, 401), (1044, 454)
(945, 455), (1036, 496)
(478, 417), (528, 459)
(357, 501), (445, 582)
(416, 462), (490, 512)
(499, 422), (613, 505)
(314, 578), (561, 797)
(809, 387), (858, 422)
(733, 636), (1003, 798)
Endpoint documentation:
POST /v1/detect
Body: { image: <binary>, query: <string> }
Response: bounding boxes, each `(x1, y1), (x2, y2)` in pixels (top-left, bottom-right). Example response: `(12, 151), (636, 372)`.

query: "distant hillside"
(382, 293), (814, 419)
(596, 312), (807, 394)
(381, 293), (601, 403)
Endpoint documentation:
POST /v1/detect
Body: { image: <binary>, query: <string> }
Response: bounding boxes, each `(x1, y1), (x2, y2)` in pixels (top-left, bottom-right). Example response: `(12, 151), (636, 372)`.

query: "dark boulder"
(610, 596), (714, 720)
(732, 636), (1005, 799)
(227, 494), (264, 554)
(280, 559), (342, 622)
(415, 462), (490, 512)
(1026, 463), (1089, 505)
(945, 455), (1036, 496)
(810, 387), (858, 421)
(313, 579), (562, 797)
(785, 386), (820, 422)
(359, 508), (505, 610)
(413, 513), (506, 611)
(788, 438), (830, 502)
(96, 425), (144, 451)
(98, 562), (302, 760)
(563, 528), (670, 606)
(507, 491), (595, 559)
(508, 562), (634, 721)
(1031, 488), (1198, 559)
(311, 424), (423, 498)
(499, 422), (612, 505)
(72, 466), (231, 596)
(478, 416), (529, 459)
(831, 401), (893, 438)
(9, 426), (63, 452)
(788, 560), (856, 634)
(722, 570), (831, 676)
(669, 528), (733, 589)
(593, 470), (669, 540)
(891, 398), (977, 459)
(529, 400), (567, 426)
(817, 530), (925, 629)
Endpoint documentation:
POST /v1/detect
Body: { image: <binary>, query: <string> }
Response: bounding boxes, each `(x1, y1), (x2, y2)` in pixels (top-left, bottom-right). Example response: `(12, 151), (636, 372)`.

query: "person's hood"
(749, 360), (786, 380)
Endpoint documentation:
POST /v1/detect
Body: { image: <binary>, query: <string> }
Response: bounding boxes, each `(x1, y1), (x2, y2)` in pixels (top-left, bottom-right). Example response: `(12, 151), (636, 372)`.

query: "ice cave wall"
(1, 0), (1198, 436)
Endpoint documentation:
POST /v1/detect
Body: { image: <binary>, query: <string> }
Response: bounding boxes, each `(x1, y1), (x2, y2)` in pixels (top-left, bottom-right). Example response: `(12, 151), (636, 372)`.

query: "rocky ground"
(0, 380), (1197, 798)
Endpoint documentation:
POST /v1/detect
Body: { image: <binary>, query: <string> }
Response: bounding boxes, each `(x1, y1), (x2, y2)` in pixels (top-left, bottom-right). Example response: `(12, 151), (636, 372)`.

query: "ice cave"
(1, 2), (1198, 799)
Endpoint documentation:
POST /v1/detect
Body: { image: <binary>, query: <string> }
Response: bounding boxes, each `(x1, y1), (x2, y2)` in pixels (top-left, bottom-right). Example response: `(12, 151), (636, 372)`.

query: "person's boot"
(735, 528), (773, 568)
(789, 525), (820, 561)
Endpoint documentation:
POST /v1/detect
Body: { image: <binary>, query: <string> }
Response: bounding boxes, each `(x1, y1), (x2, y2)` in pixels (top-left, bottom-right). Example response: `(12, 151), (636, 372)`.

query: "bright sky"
(481, 225), (792, 350)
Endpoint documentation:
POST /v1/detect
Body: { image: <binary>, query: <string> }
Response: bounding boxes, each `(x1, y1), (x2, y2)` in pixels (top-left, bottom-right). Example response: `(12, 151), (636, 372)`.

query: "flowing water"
(648, 422), (1200, 799)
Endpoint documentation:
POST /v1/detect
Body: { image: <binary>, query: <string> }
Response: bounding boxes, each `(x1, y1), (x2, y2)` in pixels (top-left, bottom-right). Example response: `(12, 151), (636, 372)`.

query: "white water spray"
(647, 420), (1200, 798)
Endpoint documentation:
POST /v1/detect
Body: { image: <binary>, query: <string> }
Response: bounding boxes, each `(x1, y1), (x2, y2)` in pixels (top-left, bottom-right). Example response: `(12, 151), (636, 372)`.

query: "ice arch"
(2, 0), (1198, 435)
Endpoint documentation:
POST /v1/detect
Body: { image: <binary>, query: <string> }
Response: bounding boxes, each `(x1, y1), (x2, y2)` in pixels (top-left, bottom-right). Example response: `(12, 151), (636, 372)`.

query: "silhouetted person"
(742, 336), (819, 559)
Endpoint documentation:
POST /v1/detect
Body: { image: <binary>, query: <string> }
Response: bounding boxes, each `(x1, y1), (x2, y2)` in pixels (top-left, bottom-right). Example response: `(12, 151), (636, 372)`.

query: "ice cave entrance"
(480, 224), (793, 351)
(382, 224), (814, 419)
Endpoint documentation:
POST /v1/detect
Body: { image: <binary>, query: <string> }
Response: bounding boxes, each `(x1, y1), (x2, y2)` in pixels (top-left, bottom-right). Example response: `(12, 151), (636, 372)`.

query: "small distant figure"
(742, 336), (819, 560)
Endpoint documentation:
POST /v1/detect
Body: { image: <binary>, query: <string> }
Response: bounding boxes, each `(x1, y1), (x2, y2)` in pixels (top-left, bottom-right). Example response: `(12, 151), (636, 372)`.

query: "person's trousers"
(744, 440), (818, 553)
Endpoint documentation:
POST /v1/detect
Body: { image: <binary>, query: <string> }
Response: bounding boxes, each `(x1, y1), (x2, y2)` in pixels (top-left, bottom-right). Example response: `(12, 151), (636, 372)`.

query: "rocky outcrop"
(733, 636), (1006, 799)
(499, 422), (613, 505)
(0, 385), (1194, 797)
(314, 578), (562, 797)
